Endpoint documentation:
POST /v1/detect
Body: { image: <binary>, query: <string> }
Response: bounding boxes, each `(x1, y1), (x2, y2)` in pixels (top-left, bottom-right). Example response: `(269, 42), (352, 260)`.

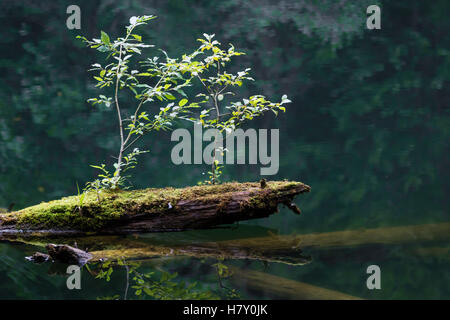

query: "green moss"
(1, 180), (308, 231)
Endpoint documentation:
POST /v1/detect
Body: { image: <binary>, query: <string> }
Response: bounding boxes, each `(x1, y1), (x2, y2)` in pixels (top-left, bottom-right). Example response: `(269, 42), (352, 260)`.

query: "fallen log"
(0, 181), (310, 237)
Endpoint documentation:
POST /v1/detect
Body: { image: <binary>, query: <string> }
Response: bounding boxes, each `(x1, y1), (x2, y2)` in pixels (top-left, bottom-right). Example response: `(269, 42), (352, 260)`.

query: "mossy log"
(0, 181), (310, 237)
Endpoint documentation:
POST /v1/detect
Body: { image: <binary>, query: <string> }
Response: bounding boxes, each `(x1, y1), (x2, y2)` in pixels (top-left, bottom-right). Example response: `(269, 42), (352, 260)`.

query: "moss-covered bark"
(0, 180), (310, 237)
(23, 235), (312, 266)
(229, 267), (363, 300)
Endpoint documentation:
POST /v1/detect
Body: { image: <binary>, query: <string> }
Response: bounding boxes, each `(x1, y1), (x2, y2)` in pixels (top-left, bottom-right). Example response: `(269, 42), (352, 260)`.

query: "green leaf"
(131, 34), (142, 42)
(176, 89), (187, 97)
(129, 86), (137, 95)
(97, 45), (109, 53)
(100, 31), (110, 45)
(130, 47), (141, 54)
(165, 93), (176, 100)
(179, 98), (188, 107)
(143, 288), (153, 296)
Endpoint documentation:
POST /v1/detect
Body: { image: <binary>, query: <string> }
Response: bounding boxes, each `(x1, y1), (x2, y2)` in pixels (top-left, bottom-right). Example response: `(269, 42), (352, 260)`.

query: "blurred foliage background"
(0, 0), (448, 234)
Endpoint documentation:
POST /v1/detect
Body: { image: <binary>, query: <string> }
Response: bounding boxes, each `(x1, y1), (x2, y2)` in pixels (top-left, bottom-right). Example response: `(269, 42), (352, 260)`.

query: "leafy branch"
(77, 16), (291, 192)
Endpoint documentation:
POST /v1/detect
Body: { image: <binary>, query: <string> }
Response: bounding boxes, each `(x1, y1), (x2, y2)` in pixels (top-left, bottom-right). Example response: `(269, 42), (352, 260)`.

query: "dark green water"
(1, 218), (448, 300)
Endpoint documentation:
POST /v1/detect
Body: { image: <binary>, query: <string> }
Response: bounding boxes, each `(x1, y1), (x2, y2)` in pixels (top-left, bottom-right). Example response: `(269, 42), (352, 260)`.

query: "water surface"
(1, 220), (448, 300)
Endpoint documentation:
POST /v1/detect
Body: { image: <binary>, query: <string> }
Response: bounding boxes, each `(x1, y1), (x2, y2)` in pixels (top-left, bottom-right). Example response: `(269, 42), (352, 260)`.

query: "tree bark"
(0, 181), (310, 237)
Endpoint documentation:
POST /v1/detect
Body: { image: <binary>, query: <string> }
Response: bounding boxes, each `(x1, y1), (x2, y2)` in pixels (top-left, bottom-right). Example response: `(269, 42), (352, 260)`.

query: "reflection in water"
(1, 222), (449, 299)
(86, 235), (312, 267)
(229, 267), (363, 300)
(91, 259), (221, 300)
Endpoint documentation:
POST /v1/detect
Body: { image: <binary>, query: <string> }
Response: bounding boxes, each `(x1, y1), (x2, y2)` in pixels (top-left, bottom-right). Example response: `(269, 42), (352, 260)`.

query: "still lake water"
(0, 214), (448, 300)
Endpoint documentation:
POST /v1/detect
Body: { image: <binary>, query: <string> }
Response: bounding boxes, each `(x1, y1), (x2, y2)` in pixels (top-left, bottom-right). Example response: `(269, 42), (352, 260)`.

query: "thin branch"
(123, 134), (144, 152)
(217, 112), (231, 118)
(113, 25), (135, 177)
(114, 43), (125, 177)
(123, 97), (146, 146)
(196, 75), (213, 96)
(123, 72), (168, 149)
(124, 264), (129, 300)
(218, 83), (229, 94)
